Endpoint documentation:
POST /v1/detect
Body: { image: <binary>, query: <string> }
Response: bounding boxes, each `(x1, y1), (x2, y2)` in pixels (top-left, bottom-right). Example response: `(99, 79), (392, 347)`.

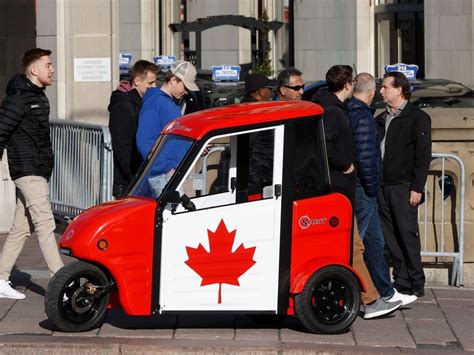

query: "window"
(131, 134), (194, 199)
(175, 127), (279, 212)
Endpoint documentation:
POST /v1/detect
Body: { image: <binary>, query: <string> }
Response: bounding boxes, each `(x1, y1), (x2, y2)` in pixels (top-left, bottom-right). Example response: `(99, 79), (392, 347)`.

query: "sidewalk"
(0, 232), (473, 354)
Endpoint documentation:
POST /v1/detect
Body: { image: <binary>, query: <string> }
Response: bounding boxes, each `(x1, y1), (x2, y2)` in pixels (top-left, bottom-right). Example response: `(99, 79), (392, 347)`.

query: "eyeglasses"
(283, 84), (305, 91)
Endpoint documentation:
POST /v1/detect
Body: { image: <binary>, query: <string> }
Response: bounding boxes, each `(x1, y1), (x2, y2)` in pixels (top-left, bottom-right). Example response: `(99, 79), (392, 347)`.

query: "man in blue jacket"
(136, 60), (198, 162)
(348, 73), (417, 307)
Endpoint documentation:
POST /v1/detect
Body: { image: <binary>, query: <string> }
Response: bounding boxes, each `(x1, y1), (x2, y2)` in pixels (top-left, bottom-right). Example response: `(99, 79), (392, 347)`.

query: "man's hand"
(409, 190), (422, 206)
(343, 163), (354, 175)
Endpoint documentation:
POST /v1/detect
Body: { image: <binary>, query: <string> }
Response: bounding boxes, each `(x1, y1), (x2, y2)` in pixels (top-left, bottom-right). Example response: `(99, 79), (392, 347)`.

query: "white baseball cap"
(170, 60), (199, 92)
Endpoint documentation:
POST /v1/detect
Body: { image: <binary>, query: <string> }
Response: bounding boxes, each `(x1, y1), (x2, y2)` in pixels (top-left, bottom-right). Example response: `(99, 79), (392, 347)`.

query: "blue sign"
(119, 53), (132, 68)
(211, 65), (241, 82)
(153, 55), (176, 68)
(384, 63), (419, 81)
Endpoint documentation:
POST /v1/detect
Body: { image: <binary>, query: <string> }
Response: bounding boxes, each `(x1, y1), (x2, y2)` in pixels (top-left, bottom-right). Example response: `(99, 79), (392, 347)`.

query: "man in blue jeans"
(348, 73), (417, 307)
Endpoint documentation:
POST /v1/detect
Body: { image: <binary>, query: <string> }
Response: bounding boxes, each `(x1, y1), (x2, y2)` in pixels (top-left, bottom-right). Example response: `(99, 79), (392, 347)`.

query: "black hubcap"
(60, 276), (102, 324)
(311, 278), (352, 324)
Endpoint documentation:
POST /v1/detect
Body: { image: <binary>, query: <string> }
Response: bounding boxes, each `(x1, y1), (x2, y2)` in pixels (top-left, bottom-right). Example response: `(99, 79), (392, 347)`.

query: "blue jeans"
(355, 185), (394, 298)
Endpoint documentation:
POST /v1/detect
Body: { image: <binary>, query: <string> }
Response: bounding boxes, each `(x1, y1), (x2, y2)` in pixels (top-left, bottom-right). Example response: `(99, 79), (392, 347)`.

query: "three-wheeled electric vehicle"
(45, 101), (364, 334)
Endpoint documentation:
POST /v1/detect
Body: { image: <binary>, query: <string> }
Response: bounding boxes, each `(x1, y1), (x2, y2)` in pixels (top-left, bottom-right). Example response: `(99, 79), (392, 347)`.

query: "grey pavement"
(0, 232), (473, 354)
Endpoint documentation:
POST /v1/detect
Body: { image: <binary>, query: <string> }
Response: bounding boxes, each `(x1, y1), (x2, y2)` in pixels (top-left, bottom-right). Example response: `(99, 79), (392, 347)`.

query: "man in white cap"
(136, 60), (198, 159)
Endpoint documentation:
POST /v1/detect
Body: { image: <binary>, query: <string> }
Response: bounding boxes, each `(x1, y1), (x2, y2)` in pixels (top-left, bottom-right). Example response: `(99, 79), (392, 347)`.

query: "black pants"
(378, 184), (425, 289)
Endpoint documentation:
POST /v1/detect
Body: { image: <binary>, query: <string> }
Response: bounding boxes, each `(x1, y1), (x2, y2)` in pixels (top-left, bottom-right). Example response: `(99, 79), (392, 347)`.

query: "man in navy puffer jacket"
(348, 73), (417, 307)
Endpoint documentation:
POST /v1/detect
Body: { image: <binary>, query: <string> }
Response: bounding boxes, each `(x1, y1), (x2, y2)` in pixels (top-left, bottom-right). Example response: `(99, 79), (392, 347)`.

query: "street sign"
(211, 65), (241, 82)
(384, 63), (419, 81)
(154, 55), (176, 68)
(119, 53), (132, 68)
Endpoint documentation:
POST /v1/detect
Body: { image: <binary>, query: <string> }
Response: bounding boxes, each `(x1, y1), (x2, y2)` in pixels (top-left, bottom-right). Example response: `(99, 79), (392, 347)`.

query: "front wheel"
(295, 265), (360, 334)
(45, 261), (111, 332)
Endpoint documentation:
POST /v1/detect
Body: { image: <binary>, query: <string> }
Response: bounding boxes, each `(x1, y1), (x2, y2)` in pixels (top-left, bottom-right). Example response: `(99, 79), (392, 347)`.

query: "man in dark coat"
(108, 60), (158, 197)
(348, 73), (416, 307)
(376, 71), (432, 297)
(0, 48), (64, 299)
(312, 65), (402, 319)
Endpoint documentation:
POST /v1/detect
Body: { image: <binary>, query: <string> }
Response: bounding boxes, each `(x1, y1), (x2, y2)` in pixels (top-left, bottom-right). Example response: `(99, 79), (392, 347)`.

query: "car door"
(159, 126), (284, 312)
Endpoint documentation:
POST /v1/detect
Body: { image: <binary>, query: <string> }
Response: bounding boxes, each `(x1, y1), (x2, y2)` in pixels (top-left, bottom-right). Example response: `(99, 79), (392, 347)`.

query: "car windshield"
(130, 134), (195, 199)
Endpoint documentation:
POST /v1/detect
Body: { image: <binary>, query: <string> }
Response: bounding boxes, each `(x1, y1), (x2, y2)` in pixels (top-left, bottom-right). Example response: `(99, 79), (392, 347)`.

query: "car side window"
(174, 127), (277, 212)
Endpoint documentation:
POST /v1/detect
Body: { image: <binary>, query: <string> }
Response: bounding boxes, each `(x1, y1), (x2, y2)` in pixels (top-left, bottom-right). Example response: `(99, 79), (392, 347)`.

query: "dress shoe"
(394, 283), (412, 295)
(412, 287), (425, 297)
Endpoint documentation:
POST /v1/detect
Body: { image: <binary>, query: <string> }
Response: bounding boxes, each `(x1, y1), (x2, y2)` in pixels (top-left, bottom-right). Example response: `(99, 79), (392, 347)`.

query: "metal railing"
(49, 119), (113, 218)
(420, 153), (465, 286)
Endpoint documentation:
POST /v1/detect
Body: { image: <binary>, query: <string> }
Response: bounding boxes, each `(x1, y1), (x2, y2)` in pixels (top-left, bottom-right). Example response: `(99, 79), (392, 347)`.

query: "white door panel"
(160, 198), (281, 311)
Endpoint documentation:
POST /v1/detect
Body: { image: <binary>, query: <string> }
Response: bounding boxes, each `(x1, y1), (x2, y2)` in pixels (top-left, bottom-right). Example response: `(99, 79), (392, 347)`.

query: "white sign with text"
(74, 58), (111, 82)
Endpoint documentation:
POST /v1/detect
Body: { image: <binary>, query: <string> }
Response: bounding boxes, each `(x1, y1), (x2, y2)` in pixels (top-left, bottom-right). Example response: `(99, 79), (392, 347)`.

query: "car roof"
(163, 100), (324, 140)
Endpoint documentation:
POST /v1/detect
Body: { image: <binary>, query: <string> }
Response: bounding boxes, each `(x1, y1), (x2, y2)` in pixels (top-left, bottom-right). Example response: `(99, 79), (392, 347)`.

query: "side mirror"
(161, 190), (180, 204)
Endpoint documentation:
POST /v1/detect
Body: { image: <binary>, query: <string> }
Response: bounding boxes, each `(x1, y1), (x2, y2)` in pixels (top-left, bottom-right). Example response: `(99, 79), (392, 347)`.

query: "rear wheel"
(45, 261), (111, 332)
(295, 266), (360, 334)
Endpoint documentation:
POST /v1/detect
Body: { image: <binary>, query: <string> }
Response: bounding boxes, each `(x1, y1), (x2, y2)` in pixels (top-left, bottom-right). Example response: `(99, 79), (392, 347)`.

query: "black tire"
(45, 261), (111, 332)
(295, 265), (360, 334)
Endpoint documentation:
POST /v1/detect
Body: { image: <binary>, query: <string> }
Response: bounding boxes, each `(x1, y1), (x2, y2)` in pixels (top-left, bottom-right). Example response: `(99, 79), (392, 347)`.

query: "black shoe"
(412, 287), (425, 297)
(394, 283), (412, 295)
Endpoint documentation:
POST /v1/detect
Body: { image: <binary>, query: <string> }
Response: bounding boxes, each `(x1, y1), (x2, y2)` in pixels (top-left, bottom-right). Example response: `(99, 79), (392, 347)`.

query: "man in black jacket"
(376, 72), (432, 297)
(108, 60), (158, 197)
(0, 48), (64, 299)
(349, 73), (416, 307)
(312, 65), (402, 319)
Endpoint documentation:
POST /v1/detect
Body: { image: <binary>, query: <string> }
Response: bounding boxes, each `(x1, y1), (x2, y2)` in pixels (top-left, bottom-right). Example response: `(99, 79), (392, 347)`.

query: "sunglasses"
(283, 84), (305, 91)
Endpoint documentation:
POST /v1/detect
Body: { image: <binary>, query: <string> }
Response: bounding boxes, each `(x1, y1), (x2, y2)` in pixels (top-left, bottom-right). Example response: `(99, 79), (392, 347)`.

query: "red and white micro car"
(45, 101), (364, 334)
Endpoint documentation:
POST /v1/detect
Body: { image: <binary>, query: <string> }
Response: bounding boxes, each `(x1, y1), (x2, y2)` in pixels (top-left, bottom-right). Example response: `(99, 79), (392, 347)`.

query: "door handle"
(274, 184), (281, 199)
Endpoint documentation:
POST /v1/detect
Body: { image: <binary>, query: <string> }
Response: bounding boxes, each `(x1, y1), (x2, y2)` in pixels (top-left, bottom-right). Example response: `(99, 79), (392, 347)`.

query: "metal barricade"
(420, 153), (465, 286)
(49, 120), (113, 218)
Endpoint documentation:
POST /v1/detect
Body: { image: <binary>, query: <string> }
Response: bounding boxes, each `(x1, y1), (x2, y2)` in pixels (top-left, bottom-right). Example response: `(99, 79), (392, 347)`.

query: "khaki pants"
(0, 176), (64, 280)
(352, 219), (379, 305)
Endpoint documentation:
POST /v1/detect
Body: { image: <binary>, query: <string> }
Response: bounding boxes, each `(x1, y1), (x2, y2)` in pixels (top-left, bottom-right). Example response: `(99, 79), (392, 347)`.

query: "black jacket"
(312, 89), (356, 203)
(375, 101), (432, 193)
(347, 97), (380, 197)
(108, 88), (142, 197)
(0, 74), (54, 180)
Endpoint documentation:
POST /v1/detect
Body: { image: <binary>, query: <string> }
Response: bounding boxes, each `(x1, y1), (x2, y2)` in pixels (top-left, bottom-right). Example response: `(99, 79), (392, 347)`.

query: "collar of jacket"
(347, 96), (375, 114)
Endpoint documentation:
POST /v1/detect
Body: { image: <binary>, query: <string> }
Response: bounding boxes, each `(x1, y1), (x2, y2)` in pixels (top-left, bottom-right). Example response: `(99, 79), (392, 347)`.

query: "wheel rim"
(59, 274), (106, 325)
(310, 277), (354, 325)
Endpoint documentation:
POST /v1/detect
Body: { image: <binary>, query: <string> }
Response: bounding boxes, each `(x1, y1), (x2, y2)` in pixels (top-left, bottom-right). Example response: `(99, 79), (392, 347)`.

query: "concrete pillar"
(37, 0), (119, 124)
(425, 0), (474, 86)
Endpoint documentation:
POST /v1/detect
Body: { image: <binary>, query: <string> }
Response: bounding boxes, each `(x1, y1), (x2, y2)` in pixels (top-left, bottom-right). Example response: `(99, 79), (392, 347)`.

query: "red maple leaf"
(185, 219), (256, 304)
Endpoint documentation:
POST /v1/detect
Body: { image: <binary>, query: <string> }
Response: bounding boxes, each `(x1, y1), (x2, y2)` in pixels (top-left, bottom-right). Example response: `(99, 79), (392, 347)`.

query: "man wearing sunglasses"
(277, 67), (305, 101)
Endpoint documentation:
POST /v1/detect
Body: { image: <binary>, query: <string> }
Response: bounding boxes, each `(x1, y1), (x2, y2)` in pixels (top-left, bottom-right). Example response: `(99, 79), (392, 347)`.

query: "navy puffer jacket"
(347, 97), (380, 197)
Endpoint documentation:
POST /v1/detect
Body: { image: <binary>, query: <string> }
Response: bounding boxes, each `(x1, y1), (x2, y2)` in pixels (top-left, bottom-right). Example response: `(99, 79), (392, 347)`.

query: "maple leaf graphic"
(185, 219), (256, 304)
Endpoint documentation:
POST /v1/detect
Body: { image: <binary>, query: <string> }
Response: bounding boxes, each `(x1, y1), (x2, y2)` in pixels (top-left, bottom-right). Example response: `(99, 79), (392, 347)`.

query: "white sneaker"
(386, 288), (417, 306)
(0, 280), (26, 300)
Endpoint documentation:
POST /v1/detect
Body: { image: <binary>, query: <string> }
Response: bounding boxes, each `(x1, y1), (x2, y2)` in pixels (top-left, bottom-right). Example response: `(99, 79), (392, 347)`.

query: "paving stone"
(99, 324), (174, 339)
(406, 318), (456, 346)
(234, 328), (279, 341)
(415, 288), (437, 303)
(435, 298), (474, 307)
(443, 312), (474, 351)
(52, 328), (99, 337)
(352, 311), (406, 332)
(433, 287), (474, 300)
(352, 312), (415, 348)
(280, 328), (355, 345)
(174, 328), (234, 340)
(0, 307), (52, 335)
(402, 302), (445, 320)
(440, 304), (474, 318)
